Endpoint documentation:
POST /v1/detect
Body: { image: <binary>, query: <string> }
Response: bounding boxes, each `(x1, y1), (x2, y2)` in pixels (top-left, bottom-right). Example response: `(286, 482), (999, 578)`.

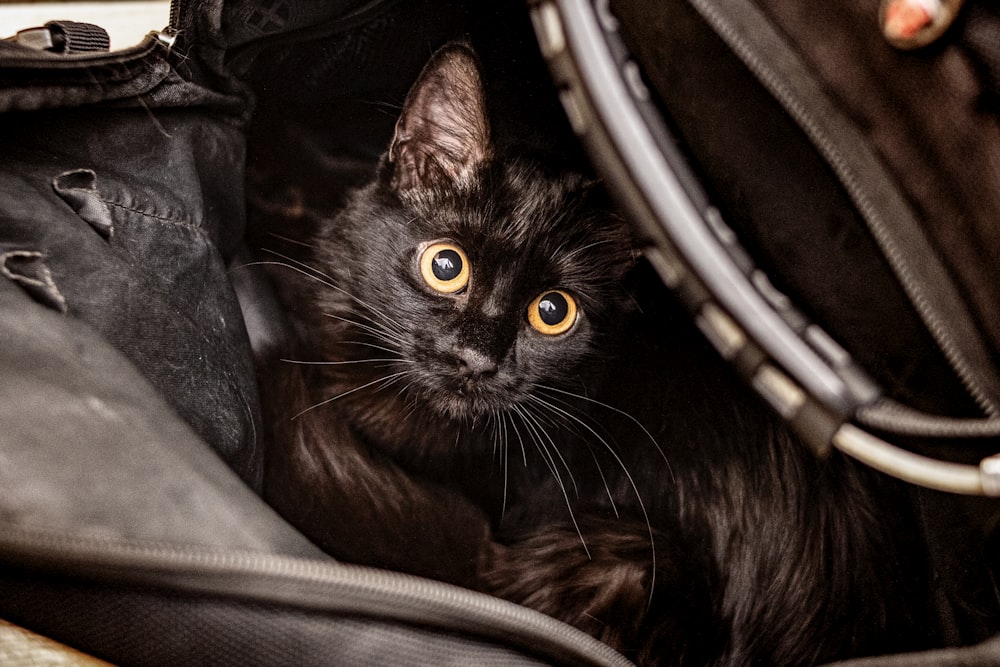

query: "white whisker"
(281, 358), (410, 366)
(519, 397), (620, 517)
(508, 410), (528, 467)
(341, 341), (406, 356)
(512, 404), (590, 559)
(267, 231), (318, 249)
(536, 383), (673, 480)
(560, 238), (618, 263)
(293, 370), (413, 419)
(256, 251), (409, 335)
(529, 392), (657, 604)
(323, 312), (405, 347)
(335, 308), (408, 342)
(521, 402), (579, 498)
(500, 411), (510, 518)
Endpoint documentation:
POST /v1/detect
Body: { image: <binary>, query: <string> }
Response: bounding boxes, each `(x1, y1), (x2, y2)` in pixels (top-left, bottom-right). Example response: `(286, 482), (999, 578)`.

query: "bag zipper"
(0, 524), (633, 667)
(688, 0), (1000, 418)
(156, 0), (182, 46)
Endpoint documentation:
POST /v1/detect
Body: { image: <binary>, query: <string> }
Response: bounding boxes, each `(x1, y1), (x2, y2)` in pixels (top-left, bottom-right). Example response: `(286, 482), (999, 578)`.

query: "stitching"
(102, 198), (213, 243)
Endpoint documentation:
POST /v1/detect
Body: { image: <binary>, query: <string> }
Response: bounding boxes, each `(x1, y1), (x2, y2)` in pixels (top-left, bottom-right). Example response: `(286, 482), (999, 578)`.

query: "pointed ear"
(388, 43), (491, 192)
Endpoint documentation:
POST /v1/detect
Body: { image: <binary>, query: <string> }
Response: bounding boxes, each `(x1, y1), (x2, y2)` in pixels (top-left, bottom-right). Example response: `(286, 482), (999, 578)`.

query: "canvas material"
(610, 0), (1000, 650)
(0, 21), (261, 486)
(609, 0), (996, 420)
(758, 0), (1000, 369)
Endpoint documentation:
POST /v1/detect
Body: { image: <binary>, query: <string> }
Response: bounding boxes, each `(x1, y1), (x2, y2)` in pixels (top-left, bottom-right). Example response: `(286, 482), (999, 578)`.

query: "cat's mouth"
(422, 374), (524, 420)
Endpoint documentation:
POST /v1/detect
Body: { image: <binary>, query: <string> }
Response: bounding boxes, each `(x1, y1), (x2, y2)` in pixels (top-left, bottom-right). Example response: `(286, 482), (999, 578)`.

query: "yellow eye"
(528, 290), (578, 335)
(420, 242), (470, 294)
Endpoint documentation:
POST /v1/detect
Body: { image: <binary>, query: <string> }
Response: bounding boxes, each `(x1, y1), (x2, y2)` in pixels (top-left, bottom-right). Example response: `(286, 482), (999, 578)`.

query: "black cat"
(258, 42), (928, 665)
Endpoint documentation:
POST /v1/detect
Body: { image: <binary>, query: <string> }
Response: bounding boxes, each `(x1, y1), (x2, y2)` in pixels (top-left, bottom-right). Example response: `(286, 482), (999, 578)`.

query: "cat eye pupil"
(528, 289), (577, 336)
(538, 292), (569, 325)
(420, 242), (470, 294)
(432, 249), (463, 281)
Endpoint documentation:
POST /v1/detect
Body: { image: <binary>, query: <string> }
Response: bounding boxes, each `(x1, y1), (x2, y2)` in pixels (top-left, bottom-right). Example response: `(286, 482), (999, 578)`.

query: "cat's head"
(315, 42), (637, 424)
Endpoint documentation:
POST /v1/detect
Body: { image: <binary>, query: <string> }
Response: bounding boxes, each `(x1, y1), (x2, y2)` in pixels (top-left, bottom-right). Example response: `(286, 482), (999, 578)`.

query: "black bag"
(0, 1), (630, 665)
(531, 0), (1000, 660)
(2, 0), (1000, 664)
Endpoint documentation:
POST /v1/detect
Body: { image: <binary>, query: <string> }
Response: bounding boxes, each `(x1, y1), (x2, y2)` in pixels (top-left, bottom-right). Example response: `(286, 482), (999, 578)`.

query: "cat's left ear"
(388, 42), (492, 192)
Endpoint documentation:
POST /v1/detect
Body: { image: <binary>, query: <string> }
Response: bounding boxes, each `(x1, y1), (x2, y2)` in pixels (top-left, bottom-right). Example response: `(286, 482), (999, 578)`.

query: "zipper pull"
(154, 29), (178, 48)
(148, 0), (180, 49)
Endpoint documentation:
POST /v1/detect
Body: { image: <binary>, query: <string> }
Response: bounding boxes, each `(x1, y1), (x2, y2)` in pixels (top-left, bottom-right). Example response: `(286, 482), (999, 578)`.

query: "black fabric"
(827, 635), (1000, 666)
(0, 575), (551, 666)
(0, 282), (319, 553)
(0, 43), (261, 485)
(609, 0), (983, 419)
(961, 3), (1000, 109)
(750, 0), (1000, 390)
(610, 0), (1000, 650)
(223, 0), (404, 56)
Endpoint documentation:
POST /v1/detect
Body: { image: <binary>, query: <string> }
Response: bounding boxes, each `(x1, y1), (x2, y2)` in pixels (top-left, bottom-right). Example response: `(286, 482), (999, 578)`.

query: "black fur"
(258, 42), (929, 664)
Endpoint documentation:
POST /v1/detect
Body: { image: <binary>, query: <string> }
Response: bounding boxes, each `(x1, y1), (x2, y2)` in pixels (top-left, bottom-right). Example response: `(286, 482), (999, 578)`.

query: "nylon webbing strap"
(44, 21), (110, 53)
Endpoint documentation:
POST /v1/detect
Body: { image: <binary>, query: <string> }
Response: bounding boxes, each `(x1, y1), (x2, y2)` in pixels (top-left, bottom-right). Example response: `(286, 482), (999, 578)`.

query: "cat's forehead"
(417, 161), (609, 246)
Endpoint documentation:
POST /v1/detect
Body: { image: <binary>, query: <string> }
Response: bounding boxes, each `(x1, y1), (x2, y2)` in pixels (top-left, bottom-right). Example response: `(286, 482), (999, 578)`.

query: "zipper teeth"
(167, 0), (181, 34)
(1, 526), (632, 667)
(689, 0), (997, 417)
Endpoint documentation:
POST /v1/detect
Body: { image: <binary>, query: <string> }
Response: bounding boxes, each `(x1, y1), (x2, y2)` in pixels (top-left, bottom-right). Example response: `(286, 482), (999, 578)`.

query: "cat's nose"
(455, 347), (498, 379)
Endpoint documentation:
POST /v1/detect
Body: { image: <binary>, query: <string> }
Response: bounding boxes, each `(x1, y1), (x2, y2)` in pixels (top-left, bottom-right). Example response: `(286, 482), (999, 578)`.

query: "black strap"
(43, 21), (110, 54)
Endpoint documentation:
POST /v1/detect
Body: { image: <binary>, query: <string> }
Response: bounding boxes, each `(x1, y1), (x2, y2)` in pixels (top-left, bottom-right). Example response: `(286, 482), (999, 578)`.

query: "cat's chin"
(423, 386), (523, 422)
(427, 394), (506, 422)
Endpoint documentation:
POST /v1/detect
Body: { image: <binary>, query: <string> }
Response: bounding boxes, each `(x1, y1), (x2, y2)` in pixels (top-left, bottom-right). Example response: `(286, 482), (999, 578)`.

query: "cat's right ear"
(388, 43), (492, 193)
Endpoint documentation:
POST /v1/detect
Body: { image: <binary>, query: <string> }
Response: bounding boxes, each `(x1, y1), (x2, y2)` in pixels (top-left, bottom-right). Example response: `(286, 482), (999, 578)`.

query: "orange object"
(883, 0), (934, 39)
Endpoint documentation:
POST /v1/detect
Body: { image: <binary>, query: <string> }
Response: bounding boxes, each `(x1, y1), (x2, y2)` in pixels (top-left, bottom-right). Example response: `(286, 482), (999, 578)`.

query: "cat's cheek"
(534, 310), (591, 345)
(519, 318), (595, 377)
